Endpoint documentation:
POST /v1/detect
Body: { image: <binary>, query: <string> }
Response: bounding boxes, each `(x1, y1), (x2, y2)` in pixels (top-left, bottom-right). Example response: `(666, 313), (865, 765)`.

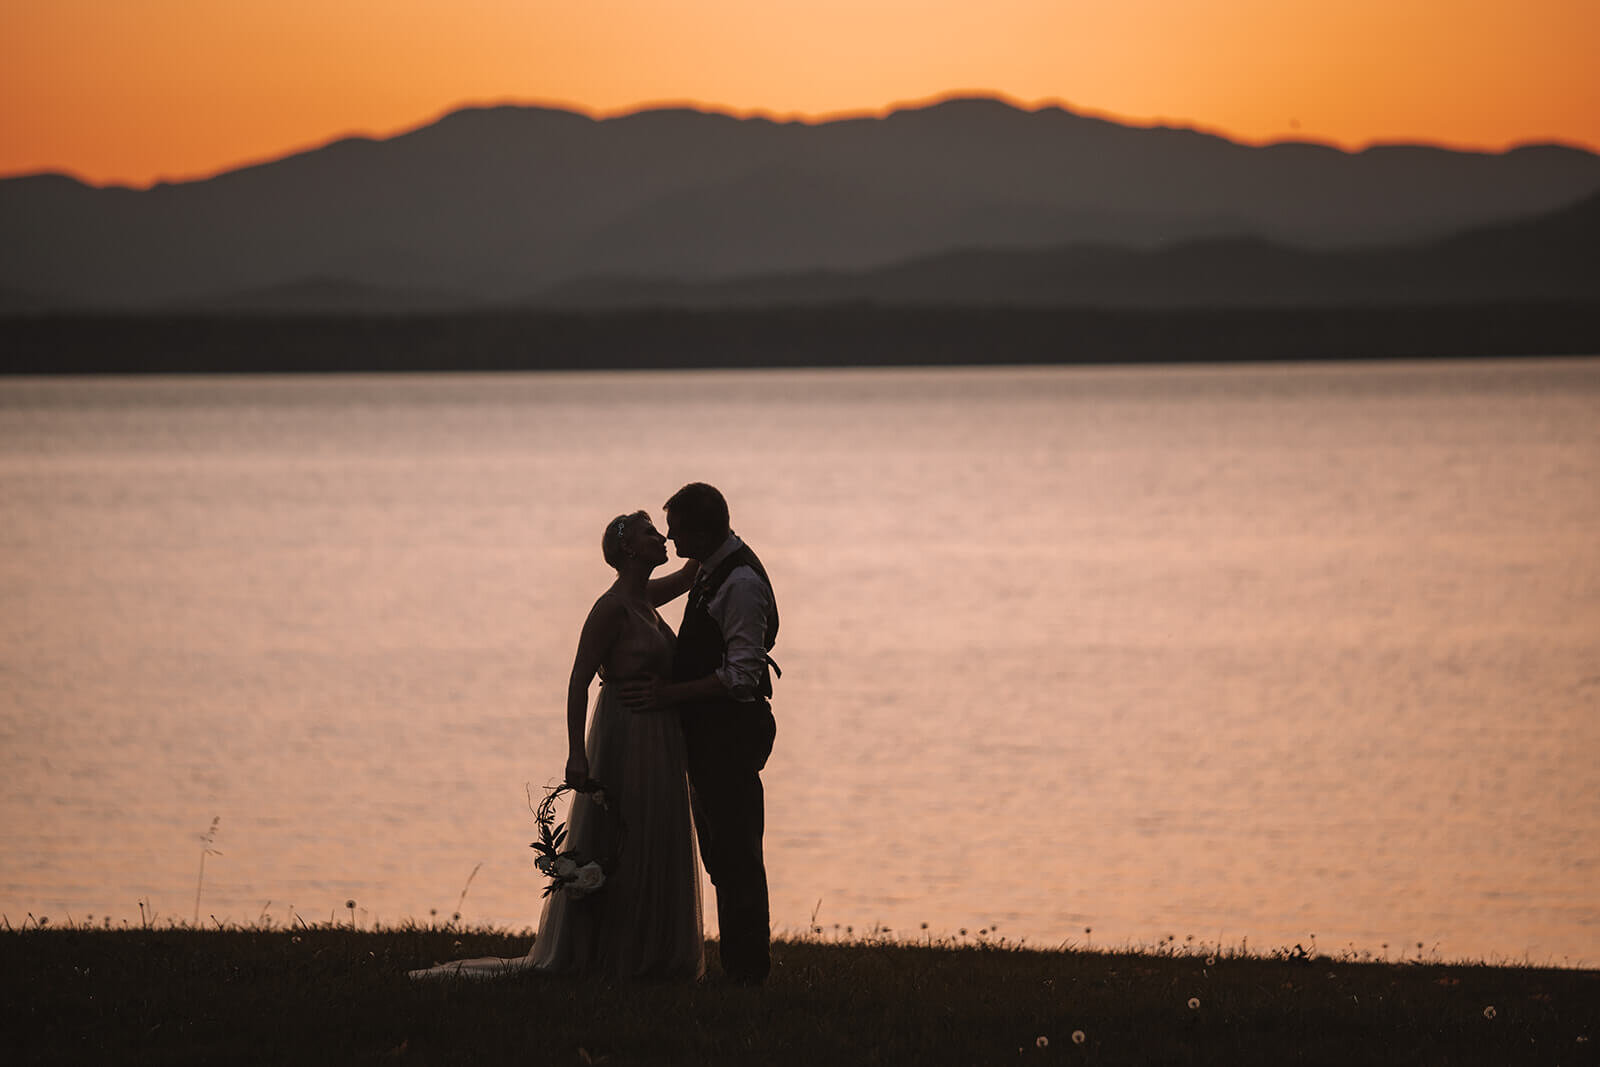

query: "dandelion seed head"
(1188, 997), (1201, 1010)
(346, 899), (356, 910)
(1071, 1030), (1086, 1045)
(1205, 956), (1217, 966)
(452, 912), (461, 921)
(1483, 1005), (1497, 1020)
(1036, 1036), (1048, 1048)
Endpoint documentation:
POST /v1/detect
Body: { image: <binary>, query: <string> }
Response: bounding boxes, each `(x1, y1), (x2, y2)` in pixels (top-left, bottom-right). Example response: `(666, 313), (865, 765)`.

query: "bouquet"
(529, 779), (616, 899)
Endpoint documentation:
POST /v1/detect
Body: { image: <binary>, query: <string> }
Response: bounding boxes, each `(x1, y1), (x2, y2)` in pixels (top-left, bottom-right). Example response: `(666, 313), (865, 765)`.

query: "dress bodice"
(599, 593), (676, 681)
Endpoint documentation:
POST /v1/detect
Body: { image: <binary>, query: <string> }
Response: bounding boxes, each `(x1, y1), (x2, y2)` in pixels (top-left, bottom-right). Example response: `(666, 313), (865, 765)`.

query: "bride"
(411, 511), (704, 980)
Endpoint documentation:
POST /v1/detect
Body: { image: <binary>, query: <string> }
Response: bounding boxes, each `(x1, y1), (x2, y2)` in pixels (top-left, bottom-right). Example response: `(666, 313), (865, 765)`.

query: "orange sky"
(3, 0), (1598, 188)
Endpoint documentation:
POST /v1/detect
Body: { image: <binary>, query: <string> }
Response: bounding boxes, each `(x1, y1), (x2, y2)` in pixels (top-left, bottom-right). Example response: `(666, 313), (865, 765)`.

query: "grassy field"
(2, 922), (1595, 1065)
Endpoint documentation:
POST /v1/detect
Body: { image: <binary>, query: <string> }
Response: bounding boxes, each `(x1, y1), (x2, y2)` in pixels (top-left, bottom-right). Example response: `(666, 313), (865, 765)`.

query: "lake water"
(2, 359), (1597, 965)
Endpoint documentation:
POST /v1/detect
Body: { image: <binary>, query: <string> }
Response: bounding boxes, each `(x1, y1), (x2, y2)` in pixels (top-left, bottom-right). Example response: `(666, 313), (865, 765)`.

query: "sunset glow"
(3, 0), (1599, 187)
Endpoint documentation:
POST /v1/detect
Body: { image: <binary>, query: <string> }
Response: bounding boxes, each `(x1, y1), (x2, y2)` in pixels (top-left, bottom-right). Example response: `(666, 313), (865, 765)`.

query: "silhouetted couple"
(410, 483), (778, 984)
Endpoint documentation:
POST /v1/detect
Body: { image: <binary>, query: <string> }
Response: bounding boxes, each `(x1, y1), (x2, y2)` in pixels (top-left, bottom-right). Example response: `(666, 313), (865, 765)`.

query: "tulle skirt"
(410, 687), (704, 982)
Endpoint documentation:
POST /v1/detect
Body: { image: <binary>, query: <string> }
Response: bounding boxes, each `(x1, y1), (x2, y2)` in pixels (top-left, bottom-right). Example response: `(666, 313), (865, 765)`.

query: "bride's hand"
(565, 752), (590, 788)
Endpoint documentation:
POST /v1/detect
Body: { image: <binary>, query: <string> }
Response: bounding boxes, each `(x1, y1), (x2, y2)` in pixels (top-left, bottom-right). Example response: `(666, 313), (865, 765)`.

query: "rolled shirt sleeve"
(707, 567), (775, 701)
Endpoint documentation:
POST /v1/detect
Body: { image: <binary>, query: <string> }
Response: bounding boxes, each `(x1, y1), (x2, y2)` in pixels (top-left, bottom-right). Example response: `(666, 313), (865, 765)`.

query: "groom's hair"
(664, 482), (730, 538)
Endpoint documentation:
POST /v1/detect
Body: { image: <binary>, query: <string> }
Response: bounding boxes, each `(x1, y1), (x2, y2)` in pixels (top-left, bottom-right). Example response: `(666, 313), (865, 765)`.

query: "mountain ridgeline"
(2, 96), (1598, 313)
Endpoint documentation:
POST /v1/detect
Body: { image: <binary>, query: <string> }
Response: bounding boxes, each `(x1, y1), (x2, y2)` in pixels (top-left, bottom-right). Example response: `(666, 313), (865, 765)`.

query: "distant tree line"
(3, 303), (1597, 375)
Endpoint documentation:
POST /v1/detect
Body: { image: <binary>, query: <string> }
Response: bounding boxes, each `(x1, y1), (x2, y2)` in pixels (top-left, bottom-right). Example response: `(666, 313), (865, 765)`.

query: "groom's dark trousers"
(683, 702), (774, 983)
(674, 543), (778, 985)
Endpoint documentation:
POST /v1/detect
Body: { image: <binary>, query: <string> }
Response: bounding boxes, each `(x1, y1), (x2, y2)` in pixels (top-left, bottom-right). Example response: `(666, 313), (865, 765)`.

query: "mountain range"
(541, 188), (1600, 309)
(3, 96), (1598, 312)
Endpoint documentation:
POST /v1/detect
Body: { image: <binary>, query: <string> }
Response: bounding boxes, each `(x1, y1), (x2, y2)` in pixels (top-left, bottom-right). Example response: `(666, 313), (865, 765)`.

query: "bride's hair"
(602, 510), (650, 569)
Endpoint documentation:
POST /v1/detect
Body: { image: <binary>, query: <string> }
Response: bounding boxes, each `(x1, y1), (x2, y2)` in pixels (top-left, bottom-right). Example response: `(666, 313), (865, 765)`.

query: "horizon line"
(7, 89), (1598, 192)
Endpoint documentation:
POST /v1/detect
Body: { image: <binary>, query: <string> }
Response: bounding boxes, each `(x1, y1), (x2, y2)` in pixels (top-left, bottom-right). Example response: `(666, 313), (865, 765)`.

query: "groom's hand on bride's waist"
(621, 672), (732, 713)
(619, 675), (666, 712)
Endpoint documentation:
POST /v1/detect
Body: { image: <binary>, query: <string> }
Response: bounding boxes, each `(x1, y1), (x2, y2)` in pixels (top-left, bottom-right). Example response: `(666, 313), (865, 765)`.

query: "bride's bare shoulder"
(586, 587), (627, 618)
(573, 589), (628, 655)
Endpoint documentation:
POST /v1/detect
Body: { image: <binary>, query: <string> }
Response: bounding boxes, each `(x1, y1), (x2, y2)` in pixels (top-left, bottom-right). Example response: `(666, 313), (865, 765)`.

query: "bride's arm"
(647, 559), (699, 607)
(564, 595), (624, 786)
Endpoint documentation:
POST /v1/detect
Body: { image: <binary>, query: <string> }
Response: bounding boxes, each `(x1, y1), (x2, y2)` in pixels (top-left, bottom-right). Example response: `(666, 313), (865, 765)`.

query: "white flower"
(555, 857), (578, 879)
(570, 862), (606, 895)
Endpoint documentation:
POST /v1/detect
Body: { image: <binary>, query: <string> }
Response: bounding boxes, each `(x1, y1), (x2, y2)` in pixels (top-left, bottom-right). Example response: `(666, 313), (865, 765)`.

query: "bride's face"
(629, 518), (670, 566)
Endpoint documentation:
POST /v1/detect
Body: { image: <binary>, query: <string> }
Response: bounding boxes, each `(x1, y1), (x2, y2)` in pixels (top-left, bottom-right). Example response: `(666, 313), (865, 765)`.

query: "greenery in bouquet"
(529, 780), (616, 898)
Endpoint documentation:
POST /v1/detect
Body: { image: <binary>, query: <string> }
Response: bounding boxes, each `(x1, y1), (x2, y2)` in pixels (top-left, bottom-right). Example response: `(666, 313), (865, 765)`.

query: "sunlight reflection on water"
(2, 358), (1597, 963)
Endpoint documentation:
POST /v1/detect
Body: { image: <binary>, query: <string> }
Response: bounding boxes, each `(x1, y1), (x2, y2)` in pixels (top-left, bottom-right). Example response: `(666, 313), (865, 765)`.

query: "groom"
(621, 482), (779, 985)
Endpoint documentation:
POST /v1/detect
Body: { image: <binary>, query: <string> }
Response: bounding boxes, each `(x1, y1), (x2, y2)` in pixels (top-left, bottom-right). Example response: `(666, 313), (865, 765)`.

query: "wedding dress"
(410, 594), (704, 981)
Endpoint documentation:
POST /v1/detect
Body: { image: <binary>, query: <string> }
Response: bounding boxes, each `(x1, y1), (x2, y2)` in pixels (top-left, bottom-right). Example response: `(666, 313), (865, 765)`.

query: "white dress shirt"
(696, 533), (777, 702)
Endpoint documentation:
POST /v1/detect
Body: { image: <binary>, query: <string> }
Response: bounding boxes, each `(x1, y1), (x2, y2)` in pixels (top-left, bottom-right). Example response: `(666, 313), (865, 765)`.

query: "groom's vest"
(673, 543), (779, 701)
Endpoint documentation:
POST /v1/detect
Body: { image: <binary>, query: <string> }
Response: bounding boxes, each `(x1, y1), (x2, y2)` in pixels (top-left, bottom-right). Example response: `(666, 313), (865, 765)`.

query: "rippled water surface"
(3, 359), (1596, 964)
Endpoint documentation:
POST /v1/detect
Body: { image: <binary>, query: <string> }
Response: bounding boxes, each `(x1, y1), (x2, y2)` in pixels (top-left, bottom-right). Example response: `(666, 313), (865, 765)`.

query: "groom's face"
(664, 508), (714, 561)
